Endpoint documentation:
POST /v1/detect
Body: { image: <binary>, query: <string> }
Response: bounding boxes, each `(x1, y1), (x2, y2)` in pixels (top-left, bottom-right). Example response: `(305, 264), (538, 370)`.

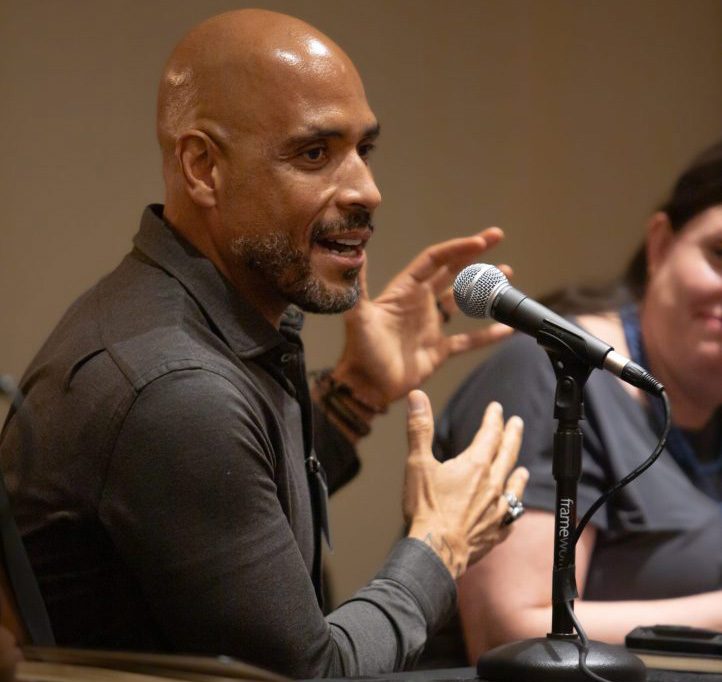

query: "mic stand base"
(476, 636), (646, 682)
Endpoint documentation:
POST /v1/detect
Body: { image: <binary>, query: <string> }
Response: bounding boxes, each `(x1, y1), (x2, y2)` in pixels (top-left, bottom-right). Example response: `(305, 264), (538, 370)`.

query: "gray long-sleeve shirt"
(0, 205), (455, 678)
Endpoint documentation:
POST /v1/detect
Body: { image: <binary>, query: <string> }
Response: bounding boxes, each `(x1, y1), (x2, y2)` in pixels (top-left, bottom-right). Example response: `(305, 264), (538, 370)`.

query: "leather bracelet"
(312, 368), (381, 437)
(313, 368), (387, 416)
(321, 388), (371, 437)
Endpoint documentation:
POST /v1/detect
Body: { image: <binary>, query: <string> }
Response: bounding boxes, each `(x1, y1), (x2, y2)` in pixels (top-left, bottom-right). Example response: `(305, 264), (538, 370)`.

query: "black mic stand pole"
(476, 345), (645, 682)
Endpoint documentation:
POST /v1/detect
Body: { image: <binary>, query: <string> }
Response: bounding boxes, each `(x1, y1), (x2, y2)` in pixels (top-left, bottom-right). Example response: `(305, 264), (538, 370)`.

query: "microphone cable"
(567, 388), (672, 682)
(565, 600), (611, 682)
(573, 389), (671, 545)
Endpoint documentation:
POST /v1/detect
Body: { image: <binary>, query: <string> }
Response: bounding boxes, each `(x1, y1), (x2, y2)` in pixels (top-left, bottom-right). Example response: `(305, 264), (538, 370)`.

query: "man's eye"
(358, 142), (376, 160)
(302, 147), (326, 162)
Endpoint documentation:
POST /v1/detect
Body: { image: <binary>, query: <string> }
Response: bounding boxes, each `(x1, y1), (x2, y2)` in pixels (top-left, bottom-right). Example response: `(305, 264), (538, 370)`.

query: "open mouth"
(313, 227), (372, 261)
(316, 236), (364, 256)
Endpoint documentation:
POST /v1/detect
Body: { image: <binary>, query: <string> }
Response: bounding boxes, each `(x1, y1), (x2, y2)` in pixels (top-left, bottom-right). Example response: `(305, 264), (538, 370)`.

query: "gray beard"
(230, 231), (360, 314)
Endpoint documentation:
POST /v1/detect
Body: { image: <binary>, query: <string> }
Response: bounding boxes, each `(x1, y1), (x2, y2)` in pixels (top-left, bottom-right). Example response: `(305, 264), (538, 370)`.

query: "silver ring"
(502, 491), (524, 525)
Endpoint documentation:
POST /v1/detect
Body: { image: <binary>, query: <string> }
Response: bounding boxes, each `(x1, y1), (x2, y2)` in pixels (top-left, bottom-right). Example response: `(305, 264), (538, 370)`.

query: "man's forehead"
(234, 40), (370, 113)
(241, 61), (376, 141)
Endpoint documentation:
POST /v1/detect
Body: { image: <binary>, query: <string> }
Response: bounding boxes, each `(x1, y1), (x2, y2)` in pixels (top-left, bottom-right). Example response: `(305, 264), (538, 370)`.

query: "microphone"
(453, 264), (664, 395)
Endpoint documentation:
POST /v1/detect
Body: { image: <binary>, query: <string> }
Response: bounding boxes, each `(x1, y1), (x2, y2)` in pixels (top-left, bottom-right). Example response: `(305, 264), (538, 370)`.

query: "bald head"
(157, 9), (364, 160)
(155, 10), (380, 324)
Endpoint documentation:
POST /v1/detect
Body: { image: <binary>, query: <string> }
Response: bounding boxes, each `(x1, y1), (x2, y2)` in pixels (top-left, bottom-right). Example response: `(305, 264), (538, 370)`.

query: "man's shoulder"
(98, 257), (250, 390)
(40, 253), (249, 396)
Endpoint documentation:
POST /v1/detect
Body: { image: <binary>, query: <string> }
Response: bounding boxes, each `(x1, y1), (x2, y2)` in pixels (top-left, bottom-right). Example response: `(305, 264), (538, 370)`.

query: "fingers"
(462, 401), (504, 466)
(427, 250), (506, 298)
(357, 259), (370, 299)
(478, 226), (505, 247)
(504, 466), (529, 502)
(446, 323), (514, 354)
(428, 265), (454, 297)
(435, 285), (457, 315)
(497, 263), (514, 279)
(405, 228), (505, 284)
(488, 415), (524, 483)
(406, 390), (435, 463)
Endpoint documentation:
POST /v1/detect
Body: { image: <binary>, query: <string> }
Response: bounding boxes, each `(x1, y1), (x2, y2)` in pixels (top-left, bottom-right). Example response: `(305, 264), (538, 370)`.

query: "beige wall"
(1, 0), (721, 603)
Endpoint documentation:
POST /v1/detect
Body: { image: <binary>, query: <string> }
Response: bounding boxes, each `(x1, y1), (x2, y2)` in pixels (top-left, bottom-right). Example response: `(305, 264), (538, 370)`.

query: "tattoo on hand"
(422, 532), (461, 578)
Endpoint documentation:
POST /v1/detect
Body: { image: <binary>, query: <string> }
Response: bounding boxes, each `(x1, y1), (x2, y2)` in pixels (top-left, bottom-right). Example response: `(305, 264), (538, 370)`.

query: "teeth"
(333, 239), (362, 246)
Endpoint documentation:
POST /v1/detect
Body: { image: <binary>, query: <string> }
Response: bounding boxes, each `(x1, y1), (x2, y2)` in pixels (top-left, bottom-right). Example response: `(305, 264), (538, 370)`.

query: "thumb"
(357, 259), (370, 300)
(406, 390), (435, 461)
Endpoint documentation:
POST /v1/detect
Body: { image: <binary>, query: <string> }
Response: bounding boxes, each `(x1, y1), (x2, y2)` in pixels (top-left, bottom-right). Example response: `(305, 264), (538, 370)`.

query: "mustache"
(311, 210), (375, 240)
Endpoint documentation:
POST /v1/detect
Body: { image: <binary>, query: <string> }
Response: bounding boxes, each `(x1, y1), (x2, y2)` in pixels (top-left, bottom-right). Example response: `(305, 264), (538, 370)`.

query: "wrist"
(408, 522), (468, 579)
(312, 369), (384, 443)
(330, 361), (391, 413)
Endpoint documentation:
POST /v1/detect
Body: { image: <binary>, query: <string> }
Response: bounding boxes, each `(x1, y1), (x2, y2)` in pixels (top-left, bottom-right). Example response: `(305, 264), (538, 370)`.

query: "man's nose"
(336, 153), (382, 212)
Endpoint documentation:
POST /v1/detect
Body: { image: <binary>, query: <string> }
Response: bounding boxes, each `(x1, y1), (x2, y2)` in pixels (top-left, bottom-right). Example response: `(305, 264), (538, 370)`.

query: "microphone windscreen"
(453, 264), (508, 319)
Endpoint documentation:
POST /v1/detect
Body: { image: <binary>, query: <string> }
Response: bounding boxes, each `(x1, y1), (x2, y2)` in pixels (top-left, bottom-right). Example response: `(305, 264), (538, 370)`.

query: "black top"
(435, 332), (722, 601)
(0, 205), (456, 678)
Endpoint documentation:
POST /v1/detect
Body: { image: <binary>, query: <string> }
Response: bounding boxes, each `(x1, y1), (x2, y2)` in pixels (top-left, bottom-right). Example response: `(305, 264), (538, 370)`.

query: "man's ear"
(645, 211), (675, 277)
(175, 131), (219, 208)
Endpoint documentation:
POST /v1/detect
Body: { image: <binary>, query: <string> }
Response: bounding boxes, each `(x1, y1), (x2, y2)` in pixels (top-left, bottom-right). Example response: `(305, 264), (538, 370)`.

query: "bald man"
(0, 10), (526, 677)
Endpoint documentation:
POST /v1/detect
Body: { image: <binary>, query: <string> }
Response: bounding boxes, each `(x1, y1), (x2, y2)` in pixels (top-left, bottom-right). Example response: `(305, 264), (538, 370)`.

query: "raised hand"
(403, 390), (528, 578)
(332, 227), (512, 411)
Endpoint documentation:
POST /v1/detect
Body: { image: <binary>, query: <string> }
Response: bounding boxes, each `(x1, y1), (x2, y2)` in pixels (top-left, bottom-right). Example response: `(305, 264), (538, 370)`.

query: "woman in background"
(435, 140), (722, 660)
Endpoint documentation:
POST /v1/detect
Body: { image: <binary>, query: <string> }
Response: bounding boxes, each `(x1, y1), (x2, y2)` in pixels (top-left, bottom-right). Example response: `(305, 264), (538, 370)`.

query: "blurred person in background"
(433, 139), (722, 661)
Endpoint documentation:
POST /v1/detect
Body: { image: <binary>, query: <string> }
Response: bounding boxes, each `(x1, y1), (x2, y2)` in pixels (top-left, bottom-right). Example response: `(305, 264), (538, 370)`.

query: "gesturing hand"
(403, 390), (528, 578)
(332, 228), (512, 410)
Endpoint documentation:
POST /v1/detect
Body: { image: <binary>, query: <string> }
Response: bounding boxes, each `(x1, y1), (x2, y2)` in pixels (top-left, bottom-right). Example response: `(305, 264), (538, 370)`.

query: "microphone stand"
(476, 343), (646, 682)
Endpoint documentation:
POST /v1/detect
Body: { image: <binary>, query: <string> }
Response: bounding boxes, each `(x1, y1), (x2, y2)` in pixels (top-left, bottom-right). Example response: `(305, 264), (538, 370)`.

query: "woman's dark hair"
(623, 139), (722, 301)
(543, 139), (722, 315)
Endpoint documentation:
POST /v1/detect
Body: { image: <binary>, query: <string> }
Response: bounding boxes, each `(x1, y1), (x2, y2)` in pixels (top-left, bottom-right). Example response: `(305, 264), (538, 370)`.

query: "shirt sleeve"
(99, 368), (455, 678)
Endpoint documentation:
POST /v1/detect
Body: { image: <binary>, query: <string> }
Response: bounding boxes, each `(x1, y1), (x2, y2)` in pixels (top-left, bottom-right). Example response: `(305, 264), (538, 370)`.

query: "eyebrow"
(286, 122), (381, 147)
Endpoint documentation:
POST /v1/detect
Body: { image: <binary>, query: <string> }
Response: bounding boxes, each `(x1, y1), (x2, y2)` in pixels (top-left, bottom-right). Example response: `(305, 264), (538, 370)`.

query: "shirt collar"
(132, 204), (304, 359)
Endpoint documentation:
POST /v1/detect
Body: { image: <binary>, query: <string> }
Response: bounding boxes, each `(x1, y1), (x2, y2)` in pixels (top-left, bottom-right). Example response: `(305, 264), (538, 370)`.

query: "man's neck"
(162, 203), (286, 329)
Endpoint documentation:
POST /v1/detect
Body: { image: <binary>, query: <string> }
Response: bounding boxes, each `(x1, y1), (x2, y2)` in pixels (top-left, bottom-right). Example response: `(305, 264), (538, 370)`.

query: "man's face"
(211, 44), (381, 316)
